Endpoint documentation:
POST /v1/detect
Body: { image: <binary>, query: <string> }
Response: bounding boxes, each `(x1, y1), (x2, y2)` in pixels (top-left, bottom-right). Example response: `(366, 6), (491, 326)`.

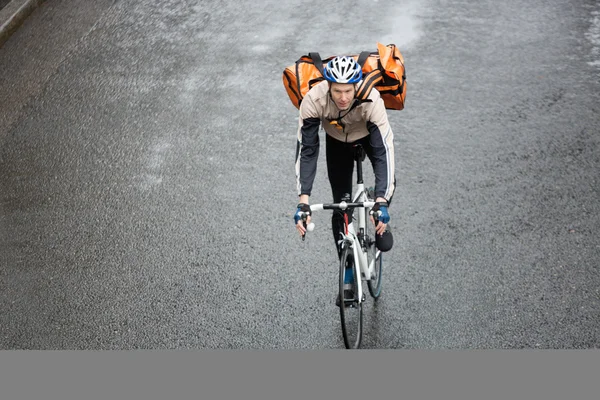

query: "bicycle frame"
(305, 145), (381, 305)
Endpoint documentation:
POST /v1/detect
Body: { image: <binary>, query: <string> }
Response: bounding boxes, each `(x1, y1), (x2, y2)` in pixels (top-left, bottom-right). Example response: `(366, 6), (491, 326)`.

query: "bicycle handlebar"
(299, 201), (382, 239)
(310, 201), (377, 211)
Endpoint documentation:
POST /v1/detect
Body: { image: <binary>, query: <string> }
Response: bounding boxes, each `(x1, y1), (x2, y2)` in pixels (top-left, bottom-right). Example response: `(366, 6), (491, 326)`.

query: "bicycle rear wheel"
(339, 245), (363, 349)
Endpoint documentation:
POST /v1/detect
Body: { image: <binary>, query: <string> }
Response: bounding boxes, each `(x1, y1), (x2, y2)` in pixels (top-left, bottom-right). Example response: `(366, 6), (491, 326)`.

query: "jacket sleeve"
(366, 96), (396, 202)
(295, 96), (321, 196)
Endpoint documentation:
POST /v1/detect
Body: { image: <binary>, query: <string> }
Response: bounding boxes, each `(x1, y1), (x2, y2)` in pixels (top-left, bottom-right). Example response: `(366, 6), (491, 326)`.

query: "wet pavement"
(1, 0), (599, 349)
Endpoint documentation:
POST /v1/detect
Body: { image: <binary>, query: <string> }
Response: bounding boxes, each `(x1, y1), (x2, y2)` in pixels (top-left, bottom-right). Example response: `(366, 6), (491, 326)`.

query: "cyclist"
(293, 56), (395, 304)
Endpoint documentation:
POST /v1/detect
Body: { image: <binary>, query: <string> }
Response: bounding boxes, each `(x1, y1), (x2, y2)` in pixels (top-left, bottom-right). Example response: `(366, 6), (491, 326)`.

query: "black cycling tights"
(326, 134), (376, 259)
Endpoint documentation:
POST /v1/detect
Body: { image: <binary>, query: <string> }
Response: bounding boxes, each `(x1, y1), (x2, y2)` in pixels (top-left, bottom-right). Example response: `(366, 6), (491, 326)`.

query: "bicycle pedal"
(344, 299), (358, 308)
(343, 295), (357, 305)
(343, 297), (356, 303)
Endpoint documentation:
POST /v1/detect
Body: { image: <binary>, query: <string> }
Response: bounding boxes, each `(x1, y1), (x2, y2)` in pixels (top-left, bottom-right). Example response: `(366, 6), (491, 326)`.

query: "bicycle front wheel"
(364, 205), (383, 299)
(339, 245), (363, 349)
(367, 250), (383, 299)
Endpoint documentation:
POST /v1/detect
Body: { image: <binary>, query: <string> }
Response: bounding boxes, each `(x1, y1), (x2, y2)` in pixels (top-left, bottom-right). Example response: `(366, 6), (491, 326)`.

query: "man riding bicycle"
(293, 55), (395, 265)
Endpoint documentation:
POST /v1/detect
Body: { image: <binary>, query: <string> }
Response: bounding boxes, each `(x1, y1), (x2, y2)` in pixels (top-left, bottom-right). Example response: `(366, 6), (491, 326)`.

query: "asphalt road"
(1, 0), (599, 349)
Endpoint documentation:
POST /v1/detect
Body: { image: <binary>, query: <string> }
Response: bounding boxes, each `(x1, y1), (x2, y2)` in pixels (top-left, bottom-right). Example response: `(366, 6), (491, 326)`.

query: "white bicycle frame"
(310, 184), (381, 305)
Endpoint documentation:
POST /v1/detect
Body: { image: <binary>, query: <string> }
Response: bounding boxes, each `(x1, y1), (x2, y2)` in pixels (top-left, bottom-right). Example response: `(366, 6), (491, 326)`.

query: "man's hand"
(294, 203), (311, 236)
(370, 199), (389, 236)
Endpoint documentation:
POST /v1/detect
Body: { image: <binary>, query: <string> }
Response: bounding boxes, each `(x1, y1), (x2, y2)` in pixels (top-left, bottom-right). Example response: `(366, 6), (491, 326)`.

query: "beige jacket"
(295, 80), (395, 201)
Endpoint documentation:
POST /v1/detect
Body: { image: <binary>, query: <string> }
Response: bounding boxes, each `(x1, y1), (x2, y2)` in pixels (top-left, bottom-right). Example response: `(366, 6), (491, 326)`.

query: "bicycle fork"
(341, 226), (371, 305)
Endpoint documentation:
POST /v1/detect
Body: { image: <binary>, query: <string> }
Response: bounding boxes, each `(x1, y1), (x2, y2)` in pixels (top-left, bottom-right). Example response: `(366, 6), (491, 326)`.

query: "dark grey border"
(1, 350), (600, 400)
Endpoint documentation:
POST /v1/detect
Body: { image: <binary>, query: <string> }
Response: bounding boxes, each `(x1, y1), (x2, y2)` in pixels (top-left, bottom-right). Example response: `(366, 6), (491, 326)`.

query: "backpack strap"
(309, 52), (325, 74)
(356, 69), (383, 101)
(356, 51), (371, 68)
(355, 51), (382, 102)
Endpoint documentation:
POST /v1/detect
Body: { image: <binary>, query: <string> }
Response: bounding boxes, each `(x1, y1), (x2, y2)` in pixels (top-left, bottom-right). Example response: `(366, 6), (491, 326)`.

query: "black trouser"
(326, 134), (378, 258)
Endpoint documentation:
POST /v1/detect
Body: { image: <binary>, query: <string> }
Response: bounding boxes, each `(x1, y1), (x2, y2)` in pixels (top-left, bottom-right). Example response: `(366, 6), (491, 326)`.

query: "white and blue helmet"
(323, 56), (363, 84)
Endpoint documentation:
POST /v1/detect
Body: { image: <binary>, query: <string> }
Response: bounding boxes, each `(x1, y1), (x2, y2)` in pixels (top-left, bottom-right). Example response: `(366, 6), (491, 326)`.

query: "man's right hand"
(371, 202), (390, 236)
(294, 203), (311, 236)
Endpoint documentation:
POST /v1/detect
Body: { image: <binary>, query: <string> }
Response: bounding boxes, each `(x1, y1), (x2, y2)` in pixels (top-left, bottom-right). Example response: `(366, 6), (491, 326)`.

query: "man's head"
(329, 82), (356, 111)
(323, 56), (363, 111)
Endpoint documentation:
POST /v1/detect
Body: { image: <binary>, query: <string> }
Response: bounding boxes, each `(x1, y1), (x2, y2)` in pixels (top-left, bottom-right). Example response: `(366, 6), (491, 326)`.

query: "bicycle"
(299, 144), (384, 349)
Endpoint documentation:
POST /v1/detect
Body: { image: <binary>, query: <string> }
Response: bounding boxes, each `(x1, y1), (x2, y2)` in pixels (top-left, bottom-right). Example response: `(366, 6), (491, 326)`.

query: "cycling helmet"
(322, 56), (363, 84)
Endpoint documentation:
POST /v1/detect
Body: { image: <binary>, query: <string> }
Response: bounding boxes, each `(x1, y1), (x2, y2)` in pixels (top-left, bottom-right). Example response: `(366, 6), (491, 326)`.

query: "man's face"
(329, 82), (356, 111)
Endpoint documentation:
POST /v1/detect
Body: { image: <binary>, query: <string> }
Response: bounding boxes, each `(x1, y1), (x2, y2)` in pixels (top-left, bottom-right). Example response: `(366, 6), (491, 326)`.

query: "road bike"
(300, 144), (383, 349)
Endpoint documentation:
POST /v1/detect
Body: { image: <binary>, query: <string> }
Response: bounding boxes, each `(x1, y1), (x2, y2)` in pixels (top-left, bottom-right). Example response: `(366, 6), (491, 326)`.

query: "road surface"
(1, 0), (599, 349)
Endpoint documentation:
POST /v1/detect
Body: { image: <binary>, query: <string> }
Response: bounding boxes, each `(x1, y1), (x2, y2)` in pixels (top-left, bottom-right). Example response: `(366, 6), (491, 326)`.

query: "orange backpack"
(282, 42), (407, 110)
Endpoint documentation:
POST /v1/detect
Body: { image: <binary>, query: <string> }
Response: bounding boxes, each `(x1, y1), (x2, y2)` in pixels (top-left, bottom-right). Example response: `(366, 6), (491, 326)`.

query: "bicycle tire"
(364, 201), (383, 299)
(339, 244), (363, 349)
(367, 251), (383, 299)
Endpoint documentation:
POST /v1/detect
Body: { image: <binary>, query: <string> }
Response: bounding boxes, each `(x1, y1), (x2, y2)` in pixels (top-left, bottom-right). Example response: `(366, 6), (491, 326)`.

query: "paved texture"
(1, 0), (14, 10)
(1, 0), (599, 349)
(0, 0), (45, 47)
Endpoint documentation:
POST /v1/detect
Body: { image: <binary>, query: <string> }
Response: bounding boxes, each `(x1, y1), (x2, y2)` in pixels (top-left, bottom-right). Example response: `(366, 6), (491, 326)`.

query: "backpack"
(282, 42), (407, 110)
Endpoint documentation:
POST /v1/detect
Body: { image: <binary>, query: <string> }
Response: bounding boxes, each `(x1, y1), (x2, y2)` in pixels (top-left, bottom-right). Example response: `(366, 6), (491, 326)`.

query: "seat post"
(354, 144), (365, 185)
